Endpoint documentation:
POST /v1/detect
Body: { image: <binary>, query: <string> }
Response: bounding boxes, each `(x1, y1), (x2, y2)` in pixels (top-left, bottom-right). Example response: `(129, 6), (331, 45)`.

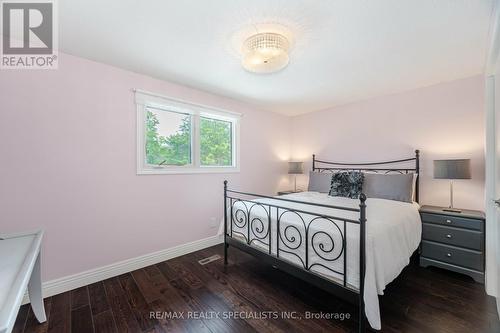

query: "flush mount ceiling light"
(242, 32), (290, 74)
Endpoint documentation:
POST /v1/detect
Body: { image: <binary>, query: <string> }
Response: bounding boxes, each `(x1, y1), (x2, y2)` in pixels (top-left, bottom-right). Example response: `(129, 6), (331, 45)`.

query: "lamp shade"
(288, 161), (304, 174)
(433, 159), (471, 179)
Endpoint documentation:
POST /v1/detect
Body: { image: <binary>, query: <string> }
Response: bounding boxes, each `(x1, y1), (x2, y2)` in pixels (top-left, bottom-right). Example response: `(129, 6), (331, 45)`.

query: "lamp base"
(445, 180), (462, 213)
(443, 207), (462, 213)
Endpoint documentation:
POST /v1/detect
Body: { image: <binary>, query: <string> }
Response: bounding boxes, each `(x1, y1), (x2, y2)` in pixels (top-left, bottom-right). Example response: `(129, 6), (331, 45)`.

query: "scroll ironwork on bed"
(223, 150), (420, 332)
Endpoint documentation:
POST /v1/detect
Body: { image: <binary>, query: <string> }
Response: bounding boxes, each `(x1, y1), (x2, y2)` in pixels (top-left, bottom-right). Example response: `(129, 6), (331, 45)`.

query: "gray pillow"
(308, 171), (333, 193)
(362, 173), (413, 203)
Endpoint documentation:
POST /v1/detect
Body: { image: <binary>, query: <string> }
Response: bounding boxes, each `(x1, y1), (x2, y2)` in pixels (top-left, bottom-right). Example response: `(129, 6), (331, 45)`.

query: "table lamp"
(433, 159), (471, 213)
(288, 161), (304, 192)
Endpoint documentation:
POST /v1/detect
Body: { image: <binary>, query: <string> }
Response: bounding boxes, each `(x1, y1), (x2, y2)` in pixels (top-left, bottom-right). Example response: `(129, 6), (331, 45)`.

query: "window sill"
(137, 167), (240, 175)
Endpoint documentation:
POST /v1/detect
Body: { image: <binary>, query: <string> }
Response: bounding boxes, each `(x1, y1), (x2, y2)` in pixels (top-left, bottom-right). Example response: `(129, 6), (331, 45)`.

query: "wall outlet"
(209, 217), (218, 228)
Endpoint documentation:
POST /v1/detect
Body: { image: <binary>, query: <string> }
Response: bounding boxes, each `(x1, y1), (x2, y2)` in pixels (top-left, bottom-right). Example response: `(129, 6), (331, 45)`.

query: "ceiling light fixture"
(242, 32), (290, 74)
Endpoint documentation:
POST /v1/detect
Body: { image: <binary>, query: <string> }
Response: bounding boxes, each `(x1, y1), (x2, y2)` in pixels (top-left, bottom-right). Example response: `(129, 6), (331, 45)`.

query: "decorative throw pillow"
(329, 171), (364, 199)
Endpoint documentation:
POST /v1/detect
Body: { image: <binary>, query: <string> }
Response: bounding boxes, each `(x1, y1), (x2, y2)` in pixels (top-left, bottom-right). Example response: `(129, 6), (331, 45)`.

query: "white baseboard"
(22, 235), (223, 305)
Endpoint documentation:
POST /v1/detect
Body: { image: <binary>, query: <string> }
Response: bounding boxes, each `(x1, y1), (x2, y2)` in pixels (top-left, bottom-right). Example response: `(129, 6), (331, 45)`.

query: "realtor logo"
(1, 0), (58, 69)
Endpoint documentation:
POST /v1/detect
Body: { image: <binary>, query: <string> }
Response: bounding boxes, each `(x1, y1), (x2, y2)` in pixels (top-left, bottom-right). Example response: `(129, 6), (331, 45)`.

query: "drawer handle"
(446, 219), (452, 224)
(446, 253), (452, 257)
(446, 234), (452, 239)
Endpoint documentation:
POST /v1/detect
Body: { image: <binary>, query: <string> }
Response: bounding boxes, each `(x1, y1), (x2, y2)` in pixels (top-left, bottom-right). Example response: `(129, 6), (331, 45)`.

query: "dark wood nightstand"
(419, 205), (485, 283)
(277, 190), (303, 196)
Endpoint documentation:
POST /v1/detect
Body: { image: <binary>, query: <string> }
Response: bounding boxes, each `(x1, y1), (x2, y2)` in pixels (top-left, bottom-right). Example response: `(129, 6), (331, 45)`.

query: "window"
(146, 108), (192, 166)
(136, 90), (240, 174)
(200, 116), (232, 166)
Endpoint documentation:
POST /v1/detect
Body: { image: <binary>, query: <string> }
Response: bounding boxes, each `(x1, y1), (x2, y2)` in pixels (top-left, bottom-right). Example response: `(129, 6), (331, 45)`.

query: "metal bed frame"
(223, 150), (420, 332)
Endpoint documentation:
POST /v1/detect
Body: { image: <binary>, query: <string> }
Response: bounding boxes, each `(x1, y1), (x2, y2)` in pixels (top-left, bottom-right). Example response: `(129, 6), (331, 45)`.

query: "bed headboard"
(312, 149), (420, 202)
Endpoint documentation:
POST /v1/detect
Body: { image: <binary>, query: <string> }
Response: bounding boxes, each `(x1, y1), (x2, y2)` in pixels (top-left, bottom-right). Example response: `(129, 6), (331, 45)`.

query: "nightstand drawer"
(421, 241), (483, 271)
(422, 223), (482, 250)
(420, 212), (482, 231)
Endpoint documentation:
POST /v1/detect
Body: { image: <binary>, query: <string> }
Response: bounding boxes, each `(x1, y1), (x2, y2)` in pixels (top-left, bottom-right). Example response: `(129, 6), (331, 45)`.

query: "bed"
(223, 151), (421, 332)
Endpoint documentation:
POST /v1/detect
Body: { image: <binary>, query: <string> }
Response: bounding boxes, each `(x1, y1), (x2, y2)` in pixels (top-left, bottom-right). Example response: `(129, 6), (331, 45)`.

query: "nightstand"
(419, 205), (485, 283)
(277, 190), (303, 196)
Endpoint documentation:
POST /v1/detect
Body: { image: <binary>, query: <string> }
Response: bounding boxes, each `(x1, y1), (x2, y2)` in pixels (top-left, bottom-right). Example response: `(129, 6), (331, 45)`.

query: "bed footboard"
(223, 180), (367, 332)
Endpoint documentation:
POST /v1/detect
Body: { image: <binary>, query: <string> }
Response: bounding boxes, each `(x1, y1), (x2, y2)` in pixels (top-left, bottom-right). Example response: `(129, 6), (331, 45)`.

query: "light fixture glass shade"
(242, 33), (289, 74)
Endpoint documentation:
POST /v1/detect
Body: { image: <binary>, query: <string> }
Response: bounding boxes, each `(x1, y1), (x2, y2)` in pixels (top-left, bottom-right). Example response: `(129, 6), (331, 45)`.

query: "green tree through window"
(200, 117), (232, 166)
(145, 110), (191, 165)
(145, 110), (233, 167)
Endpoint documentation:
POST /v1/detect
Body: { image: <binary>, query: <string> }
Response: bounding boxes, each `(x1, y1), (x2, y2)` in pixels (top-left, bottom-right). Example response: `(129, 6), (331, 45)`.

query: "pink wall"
(291, 75), (485, 210)
(0, 53), (291, 281)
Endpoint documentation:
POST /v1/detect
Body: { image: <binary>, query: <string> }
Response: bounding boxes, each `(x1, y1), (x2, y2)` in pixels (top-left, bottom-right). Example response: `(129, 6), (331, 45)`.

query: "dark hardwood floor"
(14, 244), (499, 333)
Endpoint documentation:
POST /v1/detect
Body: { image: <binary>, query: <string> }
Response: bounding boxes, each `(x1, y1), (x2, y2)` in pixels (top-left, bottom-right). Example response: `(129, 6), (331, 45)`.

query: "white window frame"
(135, 89), (241, 175)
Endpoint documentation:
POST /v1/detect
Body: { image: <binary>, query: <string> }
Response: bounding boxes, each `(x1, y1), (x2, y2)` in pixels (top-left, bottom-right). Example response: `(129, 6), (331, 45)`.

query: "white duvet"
(225, 191), (421, 330)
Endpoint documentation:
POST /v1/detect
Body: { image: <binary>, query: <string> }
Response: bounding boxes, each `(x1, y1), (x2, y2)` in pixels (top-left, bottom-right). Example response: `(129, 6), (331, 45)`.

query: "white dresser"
(0, 231), (46, 333)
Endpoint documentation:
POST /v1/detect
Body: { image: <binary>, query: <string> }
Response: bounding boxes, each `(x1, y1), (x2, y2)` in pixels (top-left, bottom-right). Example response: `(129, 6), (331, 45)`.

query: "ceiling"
(59, 0), (496, 116)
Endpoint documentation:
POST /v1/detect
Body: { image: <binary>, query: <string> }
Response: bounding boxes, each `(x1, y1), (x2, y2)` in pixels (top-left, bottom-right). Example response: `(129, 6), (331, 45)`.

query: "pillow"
(308, 171), (333, 193)
(411, 173), (418, 202)
(362, 173), (413, 203)
(329, 171), (364, 199)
